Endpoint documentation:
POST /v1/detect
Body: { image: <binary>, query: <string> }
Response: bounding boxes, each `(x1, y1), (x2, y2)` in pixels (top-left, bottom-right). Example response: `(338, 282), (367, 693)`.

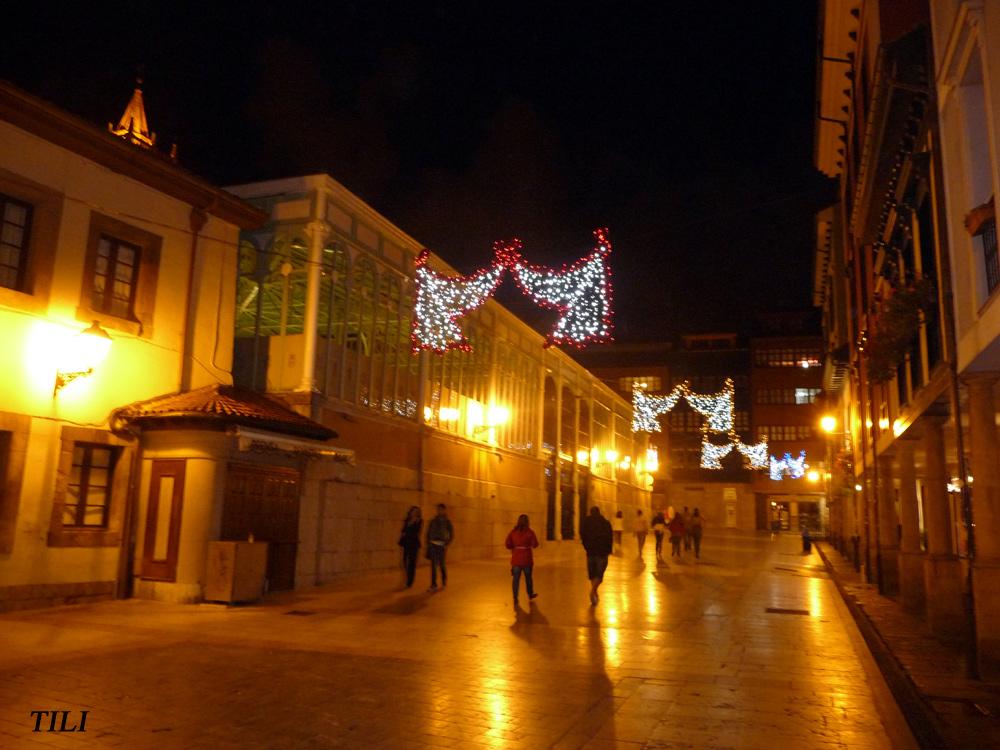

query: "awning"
(232, 427), (355, 463)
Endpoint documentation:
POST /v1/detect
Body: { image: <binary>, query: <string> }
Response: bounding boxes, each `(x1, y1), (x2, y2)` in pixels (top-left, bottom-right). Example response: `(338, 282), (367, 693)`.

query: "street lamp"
(53, 321), (112, 396)
(820, 415), (837, 433)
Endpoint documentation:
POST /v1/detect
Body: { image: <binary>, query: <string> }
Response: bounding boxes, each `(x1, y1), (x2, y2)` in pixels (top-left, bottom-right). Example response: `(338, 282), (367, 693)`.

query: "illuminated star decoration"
(631, 379), (771, 471)
(411, 249), (504, 353)
(631, 385), (686, 432)
(504, 228), (614, 348)
(769, 451), (809, 480)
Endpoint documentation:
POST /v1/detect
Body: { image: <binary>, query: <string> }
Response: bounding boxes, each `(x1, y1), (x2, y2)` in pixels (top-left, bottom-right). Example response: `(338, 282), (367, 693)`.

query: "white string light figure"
(684, 378), (734, 434)
(411, 249), (504, 353)
(700, 440), (734, 469)
(769, 450), (809, 480)
(505, 228), (614, 348)
(735, 439), (769, 470)
(631, 384), (685, 432)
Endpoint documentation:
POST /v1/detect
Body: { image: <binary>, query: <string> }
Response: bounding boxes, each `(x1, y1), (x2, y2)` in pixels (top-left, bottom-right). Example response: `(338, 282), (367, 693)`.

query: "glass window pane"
(83, 505), (106, 526)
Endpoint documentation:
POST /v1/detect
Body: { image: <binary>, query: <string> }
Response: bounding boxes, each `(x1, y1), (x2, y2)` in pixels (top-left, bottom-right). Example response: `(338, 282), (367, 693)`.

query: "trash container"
(204, 541), (268, 603)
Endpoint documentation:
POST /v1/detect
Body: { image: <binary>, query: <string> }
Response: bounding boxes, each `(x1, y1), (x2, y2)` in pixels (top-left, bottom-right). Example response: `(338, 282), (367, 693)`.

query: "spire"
(108, 77), (156, 148)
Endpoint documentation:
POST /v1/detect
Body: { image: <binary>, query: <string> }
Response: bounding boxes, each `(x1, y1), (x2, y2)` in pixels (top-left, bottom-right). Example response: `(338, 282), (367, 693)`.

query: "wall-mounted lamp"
(54, 320), (112, 396)
(820, 415), (837, 433)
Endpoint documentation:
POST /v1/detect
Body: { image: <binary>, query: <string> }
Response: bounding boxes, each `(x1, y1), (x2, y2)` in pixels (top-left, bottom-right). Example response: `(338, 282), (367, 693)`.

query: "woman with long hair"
(504, 513), (539, 606)
(398, 506), (423, 588)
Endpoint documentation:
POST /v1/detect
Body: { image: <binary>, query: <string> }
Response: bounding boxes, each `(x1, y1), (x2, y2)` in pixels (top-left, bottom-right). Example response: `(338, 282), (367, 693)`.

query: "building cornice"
(0, 81), (267, 230)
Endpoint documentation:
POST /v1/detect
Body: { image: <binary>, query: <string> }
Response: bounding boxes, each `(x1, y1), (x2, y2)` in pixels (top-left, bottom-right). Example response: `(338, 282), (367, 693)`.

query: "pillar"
(299, 216), (330, 393)
(896, 440), (925, 613)
(554, 372), (563, 540)
(877, 455), (899, 594)
(965, 374), (1000, 678)
(922, 418), (965, 640)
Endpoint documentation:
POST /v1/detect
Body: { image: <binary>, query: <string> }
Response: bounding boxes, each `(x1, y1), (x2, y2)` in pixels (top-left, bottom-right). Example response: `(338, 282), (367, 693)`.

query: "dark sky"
(3, 1), (833, 341)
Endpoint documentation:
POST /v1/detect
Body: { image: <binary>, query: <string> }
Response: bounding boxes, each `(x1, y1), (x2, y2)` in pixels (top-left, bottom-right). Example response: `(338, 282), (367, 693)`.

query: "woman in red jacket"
(505, 514), (539, 606)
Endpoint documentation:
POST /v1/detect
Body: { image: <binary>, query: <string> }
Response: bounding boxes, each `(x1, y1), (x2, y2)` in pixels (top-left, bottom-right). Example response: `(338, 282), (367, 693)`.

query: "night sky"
(4, 2), (834, 341)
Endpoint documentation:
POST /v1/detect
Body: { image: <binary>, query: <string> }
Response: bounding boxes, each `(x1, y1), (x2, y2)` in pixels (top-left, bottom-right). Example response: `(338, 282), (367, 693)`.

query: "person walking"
(612, 510), (624, 553)
(667, 511), (685, 558)
(689, 508), (704, 559)
(581, 506), (613, 606)
(682, 506), (693, 551)
(426, 503), (454, 591)
(633, 509), (649, 559)
(398, 506), (423, 588)
(505, 514), (539, 606)
(651, 510), (667, 561)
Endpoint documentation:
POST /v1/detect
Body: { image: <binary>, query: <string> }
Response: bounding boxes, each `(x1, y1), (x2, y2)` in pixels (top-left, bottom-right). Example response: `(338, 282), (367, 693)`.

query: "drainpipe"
(180, 205), (209, 392)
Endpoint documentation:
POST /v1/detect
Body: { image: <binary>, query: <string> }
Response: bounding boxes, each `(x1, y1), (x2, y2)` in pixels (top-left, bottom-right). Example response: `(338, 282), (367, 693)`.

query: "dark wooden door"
(141, 459), (186, 581)
(222, 464), (301, 591)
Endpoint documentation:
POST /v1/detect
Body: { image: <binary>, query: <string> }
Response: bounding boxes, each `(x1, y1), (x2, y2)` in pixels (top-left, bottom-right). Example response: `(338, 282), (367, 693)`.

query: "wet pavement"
(0, 530), (915, 749)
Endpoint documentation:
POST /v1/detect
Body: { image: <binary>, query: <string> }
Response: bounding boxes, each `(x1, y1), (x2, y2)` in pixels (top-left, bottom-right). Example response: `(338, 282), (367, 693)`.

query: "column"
(965, 374), (1000, 678)
(554, 371), (563, 540)
(896, 440), (925, 614)
(299, 216), (330, 393)
(877, 455), (899, 594)
(921, 417), (965, 640)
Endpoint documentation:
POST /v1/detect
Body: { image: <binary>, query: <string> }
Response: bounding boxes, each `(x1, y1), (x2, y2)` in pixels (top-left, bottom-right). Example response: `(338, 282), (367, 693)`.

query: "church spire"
(108, 78), (156, 149)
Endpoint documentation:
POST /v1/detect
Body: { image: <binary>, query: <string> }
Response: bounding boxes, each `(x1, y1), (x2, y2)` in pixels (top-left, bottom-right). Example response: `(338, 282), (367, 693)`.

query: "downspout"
(181, 205), (210, 392)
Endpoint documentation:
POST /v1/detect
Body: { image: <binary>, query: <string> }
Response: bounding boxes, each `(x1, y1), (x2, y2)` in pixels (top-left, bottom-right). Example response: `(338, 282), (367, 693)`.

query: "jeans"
(428, 544), (447, 587)
(512, 565), (534, 601)
(671, 536), (682, 557)
(692, 533), (702, 558)
(636, 531), (647, 556)
(654, 531), (664, 556)
(402, 546), (419, 587)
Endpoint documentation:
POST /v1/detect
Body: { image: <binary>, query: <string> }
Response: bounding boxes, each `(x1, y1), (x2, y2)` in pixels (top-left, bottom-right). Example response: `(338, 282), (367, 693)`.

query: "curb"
(815, 543), (949, 750)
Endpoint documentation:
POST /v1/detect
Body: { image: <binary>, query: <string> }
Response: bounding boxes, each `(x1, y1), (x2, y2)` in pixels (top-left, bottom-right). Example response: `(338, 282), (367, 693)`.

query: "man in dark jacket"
(426, 503), (454, 591)
(580, 506), (613, 606)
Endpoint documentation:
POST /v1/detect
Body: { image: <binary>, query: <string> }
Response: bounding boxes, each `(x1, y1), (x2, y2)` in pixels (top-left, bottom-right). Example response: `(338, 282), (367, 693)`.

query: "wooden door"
(222, 464), (301, 591)
(141, 459), (186, 581)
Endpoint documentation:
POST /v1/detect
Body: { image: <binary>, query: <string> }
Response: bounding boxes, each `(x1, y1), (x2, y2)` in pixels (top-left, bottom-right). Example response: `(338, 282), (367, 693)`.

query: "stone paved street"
(0, 530), (915, 749)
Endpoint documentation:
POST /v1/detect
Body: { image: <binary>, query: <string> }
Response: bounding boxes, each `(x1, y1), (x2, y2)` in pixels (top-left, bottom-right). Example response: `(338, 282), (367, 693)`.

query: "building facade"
(816, 0), (1000, 677)
(226, 175), (652, 584)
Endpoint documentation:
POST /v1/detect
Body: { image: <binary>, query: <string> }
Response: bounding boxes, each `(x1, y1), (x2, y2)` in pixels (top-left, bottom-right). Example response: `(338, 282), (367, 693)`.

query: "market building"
(225, 174), (652, 582)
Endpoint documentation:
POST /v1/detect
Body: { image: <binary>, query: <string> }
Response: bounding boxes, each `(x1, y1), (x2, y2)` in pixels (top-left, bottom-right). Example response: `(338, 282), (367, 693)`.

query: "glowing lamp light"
(590, 447), (600, 465)
(854, 483), (863, 492)
(645, 448), (659, 473)
(53, 321), (112, 396)
(576, 449), (590, 464)
(486, 405), (510, 426)
(820, 415), (837, 433)
(604, 449), (619, 464)
(439, 407), (461, 422)
(806, 470), (820, 483)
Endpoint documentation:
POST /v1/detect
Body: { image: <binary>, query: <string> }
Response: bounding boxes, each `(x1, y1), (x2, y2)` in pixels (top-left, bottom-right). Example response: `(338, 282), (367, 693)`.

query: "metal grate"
(765, 607), (810, 616)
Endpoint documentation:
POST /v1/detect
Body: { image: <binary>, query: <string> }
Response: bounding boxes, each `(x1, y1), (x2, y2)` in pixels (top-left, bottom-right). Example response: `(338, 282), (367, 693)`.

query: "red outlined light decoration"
(504, 228), (614, 348)
(411, 249), (504, 353)
(410, 230), (615, 353)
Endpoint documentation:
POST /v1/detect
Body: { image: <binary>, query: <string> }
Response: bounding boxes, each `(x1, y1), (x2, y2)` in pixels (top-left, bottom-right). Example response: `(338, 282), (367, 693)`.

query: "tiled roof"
(117, 384), (336, 440)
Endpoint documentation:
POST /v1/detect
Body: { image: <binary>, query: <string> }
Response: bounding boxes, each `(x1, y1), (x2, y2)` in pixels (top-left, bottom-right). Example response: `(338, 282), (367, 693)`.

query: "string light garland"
(769, 451), (809, 481)
(504, 228), (614, 348)
(410, 229), (615, 353)
(632, 380), (773, 471)
(411, 249), (504, 353)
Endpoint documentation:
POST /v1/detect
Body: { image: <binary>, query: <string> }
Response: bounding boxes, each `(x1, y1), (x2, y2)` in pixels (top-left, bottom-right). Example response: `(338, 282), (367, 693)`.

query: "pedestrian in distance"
(633, 509), (649, 559)
(689, 508), (704, 559)
(612, 510), (624, 553)
(426, 503), (454, 591)
(581, 506), (613, 605)
(505, 514), (539, 606)
(682, 506), (693, 551)
(398, 506), (423, 588)
(668, 511), (685, 558)
(651, 510), (667, 561)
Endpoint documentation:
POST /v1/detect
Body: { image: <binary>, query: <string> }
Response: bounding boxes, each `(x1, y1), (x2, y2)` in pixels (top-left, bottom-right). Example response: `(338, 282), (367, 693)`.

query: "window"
(754, 347), (821, 367)
(794, 388), (821, 404)
(91, 235), (140, 318)
(63, 444), (117, 528)
(80, 213), (160, 336)
(619, 375), (661, 392)
(757, 425), (814, 441)
(0, 194), (32, 291)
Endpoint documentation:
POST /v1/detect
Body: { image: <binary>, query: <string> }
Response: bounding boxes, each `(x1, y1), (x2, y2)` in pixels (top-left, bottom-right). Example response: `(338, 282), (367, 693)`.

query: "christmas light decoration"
(769, 451), (809, 481)
(684, 378), (734, 434)
(631, 384), (685, 432)
(700, 440), (733, 469)
(504, 228), (614, 348)
(410, 230), (615, 353)
(735, 439), (769, 470)
(411, 249), (504, 353)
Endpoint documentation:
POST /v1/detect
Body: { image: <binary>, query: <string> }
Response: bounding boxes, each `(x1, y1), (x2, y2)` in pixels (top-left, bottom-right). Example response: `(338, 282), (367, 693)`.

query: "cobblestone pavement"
(817, 542), (1000, 748)
(0, 531), (915, 749)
